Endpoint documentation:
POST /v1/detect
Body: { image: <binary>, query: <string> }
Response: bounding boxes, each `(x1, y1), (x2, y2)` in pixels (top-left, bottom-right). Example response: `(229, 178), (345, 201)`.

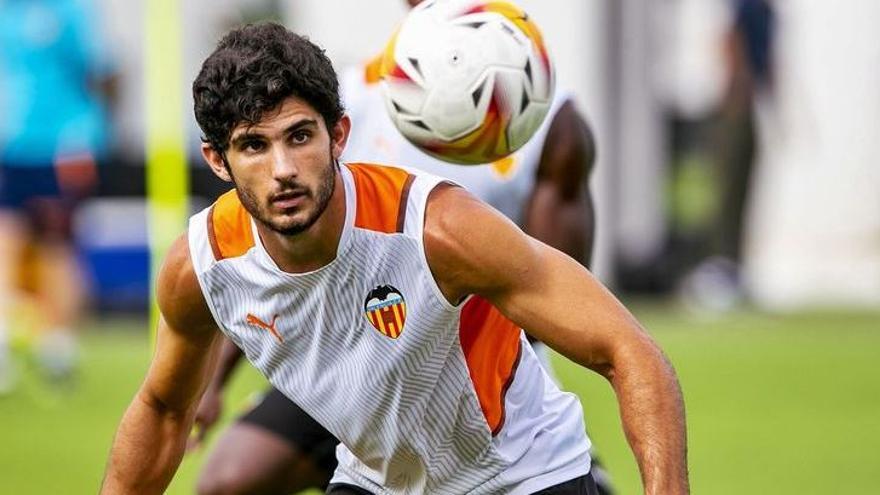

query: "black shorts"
(326, 473), (601, 494)
(238, 387), (339, 473)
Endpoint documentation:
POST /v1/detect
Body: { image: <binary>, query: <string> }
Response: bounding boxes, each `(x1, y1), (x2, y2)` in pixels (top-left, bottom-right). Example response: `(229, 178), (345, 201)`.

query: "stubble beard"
(233, 157), (338, 237)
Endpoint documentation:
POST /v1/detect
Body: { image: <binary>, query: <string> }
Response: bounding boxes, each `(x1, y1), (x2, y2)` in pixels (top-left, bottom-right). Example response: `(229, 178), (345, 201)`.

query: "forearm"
(101, 391), (195, 494)
(608, 336), (689, 495)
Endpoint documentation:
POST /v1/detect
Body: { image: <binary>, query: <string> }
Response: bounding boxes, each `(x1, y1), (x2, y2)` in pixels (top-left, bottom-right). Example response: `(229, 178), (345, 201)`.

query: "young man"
(192, 8), (609, 495)
(101, 23), (688, 495)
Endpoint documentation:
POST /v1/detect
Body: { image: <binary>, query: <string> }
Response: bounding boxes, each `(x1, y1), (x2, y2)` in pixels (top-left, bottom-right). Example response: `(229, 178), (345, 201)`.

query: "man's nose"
(270, 145), (299, 180)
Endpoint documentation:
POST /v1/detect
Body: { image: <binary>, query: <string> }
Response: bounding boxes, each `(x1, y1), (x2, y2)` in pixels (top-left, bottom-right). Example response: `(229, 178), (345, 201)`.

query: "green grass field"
(0, 304), (877, 494)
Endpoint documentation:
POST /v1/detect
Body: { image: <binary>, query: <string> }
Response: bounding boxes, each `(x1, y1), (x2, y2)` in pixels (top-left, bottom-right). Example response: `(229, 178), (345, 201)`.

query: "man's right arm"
(101, 234), (223, 494)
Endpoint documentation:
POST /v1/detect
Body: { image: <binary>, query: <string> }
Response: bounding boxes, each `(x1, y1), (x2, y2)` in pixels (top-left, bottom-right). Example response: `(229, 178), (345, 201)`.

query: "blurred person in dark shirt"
(679, 0), (775, 310)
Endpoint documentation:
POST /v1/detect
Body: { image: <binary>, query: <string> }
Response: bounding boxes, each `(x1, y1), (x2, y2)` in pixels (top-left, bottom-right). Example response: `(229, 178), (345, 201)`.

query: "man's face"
(206, 96), (349, 236)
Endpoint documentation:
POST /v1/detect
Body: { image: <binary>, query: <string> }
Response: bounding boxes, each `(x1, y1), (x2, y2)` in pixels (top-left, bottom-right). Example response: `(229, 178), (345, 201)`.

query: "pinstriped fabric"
(187, 165), (590, 494)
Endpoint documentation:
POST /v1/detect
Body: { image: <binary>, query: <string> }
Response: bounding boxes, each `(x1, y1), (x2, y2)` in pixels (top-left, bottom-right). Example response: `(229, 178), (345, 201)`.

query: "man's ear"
(201, 143), (233, 183)
(330, 114), (352, 160)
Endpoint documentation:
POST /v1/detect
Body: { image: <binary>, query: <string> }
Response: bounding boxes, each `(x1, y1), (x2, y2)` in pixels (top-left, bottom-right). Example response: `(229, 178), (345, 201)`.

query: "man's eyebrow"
(284, 118), (318, 134)
(230, 128), (264, 147)
(229, 118), (319, 147)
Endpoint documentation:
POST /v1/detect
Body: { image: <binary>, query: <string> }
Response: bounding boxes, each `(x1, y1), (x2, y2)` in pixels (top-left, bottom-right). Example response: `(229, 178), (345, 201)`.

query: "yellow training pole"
(145, 0), (188, 347)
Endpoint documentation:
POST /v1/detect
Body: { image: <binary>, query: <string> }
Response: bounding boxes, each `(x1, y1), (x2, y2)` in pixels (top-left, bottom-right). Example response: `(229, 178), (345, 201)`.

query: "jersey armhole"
(404, 176), (464, 313)
(187, 209), (232, 336)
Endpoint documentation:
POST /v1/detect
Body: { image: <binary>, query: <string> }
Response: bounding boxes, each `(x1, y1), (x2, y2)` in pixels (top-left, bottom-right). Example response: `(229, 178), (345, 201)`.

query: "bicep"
(490, 241), (642, 372)
(426, 187), (641, 372)
(140, 233), (223, 414)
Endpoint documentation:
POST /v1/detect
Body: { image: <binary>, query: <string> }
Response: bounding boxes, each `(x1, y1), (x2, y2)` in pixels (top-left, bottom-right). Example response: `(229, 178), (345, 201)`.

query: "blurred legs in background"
(0, 163), (94, 388)
(32, 230), (88, 381)
(0, 212), (27, 393)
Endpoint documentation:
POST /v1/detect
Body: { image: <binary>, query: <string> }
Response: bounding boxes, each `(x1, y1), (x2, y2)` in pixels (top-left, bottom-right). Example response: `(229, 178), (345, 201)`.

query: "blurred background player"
(676, 0), (775, 311)
(189, 2), (610, 494)
(0, 0), (116, 389)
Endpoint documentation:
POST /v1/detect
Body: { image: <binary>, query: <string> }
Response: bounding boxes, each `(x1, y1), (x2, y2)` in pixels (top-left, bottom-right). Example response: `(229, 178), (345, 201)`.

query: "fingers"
(185, 397), (222, 454)
(185, 423), (205, 453)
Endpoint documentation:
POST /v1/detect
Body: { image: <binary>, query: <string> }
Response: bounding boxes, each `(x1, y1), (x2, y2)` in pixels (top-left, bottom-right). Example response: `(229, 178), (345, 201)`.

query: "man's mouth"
(270, 190), (308, 209)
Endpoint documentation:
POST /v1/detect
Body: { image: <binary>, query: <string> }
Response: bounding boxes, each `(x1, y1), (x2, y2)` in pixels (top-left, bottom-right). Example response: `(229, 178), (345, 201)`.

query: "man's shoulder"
(157, 233), (216, 334)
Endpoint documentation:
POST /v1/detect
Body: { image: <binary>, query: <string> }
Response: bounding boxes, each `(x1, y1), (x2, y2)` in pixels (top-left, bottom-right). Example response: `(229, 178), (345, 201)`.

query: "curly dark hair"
(193, 22), (345, 153)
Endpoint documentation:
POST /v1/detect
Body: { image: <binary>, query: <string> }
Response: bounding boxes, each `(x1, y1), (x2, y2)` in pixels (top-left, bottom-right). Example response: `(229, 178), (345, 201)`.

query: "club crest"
(364, 285), (407, 339)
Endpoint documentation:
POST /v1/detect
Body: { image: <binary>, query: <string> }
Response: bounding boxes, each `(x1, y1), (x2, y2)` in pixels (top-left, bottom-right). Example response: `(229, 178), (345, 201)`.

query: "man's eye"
(292, 131), (310, 144)
(243, 140), (265, 152)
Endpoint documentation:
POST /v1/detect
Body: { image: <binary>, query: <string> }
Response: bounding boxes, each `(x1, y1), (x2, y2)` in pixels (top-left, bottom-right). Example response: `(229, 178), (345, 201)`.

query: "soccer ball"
(379, 0), (555, 165)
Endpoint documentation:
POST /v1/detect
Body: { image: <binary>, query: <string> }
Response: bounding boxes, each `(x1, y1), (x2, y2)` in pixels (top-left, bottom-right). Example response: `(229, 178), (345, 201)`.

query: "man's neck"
(256, 174), (346, 274)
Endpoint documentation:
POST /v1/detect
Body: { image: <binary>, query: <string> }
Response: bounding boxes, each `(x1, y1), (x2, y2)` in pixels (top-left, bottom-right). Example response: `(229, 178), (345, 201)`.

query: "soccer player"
(101, 22), (688, 495)
(193, 3), (609, 494)
(192, 9), (609, 495)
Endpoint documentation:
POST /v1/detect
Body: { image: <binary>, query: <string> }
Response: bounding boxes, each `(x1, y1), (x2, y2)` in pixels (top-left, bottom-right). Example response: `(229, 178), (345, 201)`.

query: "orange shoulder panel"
(347, 163), (415, 234)
(207, 189), (255, 260)
(459, 296), (522, 435)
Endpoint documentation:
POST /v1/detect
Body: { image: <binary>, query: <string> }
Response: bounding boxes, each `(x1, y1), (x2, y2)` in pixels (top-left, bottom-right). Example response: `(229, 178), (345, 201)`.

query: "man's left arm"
(524, 99), (596, 265)
(425, 186), (688, 495)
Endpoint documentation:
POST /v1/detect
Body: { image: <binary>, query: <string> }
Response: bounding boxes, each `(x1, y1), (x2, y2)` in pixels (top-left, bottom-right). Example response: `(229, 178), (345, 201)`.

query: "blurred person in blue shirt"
(0, 0), (117, 389)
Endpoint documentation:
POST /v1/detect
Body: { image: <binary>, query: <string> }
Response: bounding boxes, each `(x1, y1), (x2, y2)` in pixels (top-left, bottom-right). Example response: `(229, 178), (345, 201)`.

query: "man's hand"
(187, 385), (223, 452)
(185, 337), (245, 453)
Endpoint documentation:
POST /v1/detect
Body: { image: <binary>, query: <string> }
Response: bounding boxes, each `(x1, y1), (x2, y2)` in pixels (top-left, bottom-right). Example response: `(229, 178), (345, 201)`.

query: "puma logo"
(246, 313), (283, 343)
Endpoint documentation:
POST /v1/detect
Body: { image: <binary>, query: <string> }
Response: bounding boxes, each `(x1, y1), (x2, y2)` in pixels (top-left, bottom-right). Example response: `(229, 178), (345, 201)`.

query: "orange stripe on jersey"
(208, 189), (255, 260)
(347, 163), (414, 234)
(459, 296), (522, 436)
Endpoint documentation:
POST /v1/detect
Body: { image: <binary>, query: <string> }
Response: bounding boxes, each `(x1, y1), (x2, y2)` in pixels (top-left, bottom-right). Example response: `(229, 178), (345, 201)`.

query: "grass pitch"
(0, 305), (877, 494)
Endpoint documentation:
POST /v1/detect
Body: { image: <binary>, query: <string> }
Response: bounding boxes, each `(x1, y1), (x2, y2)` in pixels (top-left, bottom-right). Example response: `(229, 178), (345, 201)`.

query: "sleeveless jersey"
(340, 57), (572, 227)
(188, 163), (591, 494)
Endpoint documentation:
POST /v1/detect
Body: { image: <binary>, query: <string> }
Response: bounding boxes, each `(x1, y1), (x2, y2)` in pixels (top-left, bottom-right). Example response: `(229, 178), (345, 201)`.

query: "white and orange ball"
(380, 0), (555, 165)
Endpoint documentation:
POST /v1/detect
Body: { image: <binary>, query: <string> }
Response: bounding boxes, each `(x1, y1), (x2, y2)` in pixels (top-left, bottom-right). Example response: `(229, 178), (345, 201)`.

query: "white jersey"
(341, 58), (571, 227)
(188, 163), (591, 494)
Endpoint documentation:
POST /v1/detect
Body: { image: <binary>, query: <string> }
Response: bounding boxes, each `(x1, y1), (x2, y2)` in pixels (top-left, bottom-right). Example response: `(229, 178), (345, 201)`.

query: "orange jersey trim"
(347, 163), (414, 234)
(208, 189), (255, 260)
(459, 296), (522, 435)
